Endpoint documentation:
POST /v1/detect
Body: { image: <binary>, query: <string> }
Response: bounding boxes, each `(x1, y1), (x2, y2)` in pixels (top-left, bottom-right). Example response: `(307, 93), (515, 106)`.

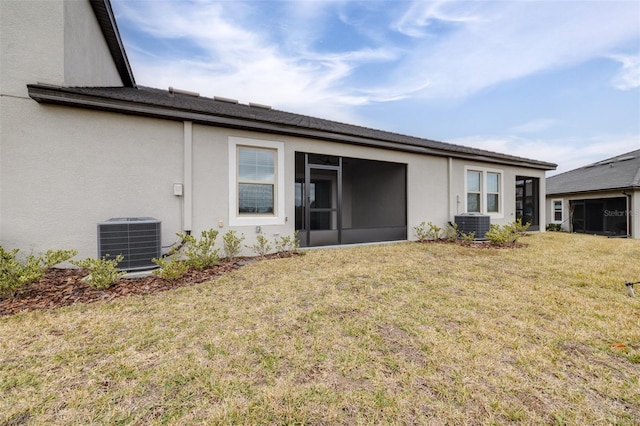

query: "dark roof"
(27, 84), (556, 170)
(546, 149), (640, 195)
(89, 0), (136, 88)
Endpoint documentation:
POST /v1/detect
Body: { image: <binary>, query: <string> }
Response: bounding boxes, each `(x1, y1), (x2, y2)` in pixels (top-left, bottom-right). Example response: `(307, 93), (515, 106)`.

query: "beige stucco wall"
(545, 189), (639, 238)
(1, 98), (184, 257)
(1, 93), (554, 260)
(64, 0), (123, 87)
(0, 0), (65, 97)
(449, 158), (548, 229)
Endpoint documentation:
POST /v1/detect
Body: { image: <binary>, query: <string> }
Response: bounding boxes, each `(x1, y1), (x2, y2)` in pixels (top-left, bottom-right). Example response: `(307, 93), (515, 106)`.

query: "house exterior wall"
(0, 100), (184, 257)
(1, 95), (552, 259)
(0, 0), (65, 97)
(450, 159), (548, 228)
(545, 189), (639, 238)
(63, 0), (123, 87)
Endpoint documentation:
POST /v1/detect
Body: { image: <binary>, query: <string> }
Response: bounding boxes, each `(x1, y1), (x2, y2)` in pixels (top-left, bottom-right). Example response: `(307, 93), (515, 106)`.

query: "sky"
(112, 0), (640, 175)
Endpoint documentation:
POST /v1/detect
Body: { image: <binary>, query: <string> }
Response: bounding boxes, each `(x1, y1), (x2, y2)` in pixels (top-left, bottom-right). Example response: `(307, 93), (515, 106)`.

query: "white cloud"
(451, 134), (640, 176)
(391, 0), (640, 99)
(510, 119), (557, 134)
(609, 54), (640, 90)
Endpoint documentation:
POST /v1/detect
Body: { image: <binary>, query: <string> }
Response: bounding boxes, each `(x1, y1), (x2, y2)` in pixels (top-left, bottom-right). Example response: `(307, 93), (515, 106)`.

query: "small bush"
(547, 223), (562, 232)
(1, 247), (77, 298)
(181, 229), (220, 270)
(414, 221), (442, 242)
(485, 220), (530, 246)
(443, 222), (459, 242)
(248, 234), (272, 257)
(222, 230), (245, 259)
(71, 255), (125, 290)
(511, 217), (531, 236)
(152, 255), (189, 281)
(275, 231), (300, 254)
(459, 230), (476, 243)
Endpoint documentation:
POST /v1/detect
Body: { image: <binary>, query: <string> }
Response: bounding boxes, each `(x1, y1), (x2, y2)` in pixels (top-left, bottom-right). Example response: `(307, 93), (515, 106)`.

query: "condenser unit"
(455, 214), (490, 240)
(97, 217), (161, 271)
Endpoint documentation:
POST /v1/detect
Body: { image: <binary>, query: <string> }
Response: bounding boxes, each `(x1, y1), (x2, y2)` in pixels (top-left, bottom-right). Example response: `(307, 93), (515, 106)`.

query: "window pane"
(487, 172), (499, 193)
(239, 183), (274, 214)
(238, 148), (274, 182)
(467, 193), (480, 213)
(467, 171), (481, 192)
(554, 211), (562, 221)
(487, 194), (499, 212)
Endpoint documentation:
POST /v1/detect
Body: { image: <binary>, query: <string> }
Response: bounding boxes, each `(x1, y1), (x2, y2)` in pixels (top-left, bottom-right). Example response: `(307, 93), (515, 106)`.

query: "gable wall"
(0, 0), (65, 97)
(63, 0), (123, 87)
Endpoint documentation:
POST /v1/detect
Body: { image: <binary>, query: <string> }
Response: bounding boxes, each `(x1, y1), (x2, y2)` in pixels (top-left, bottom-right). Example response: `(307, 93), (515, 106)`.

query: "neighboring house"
(0, 0), (556, 266)
(546, 150), (640, 238)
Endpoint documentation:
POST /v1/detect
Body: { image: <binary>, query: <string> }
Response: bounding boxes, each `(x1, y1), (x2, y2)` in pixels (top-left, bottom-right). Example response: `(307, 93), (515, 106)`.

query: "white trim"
(464, 166), (505, 219)
(229, 136), (285, 226)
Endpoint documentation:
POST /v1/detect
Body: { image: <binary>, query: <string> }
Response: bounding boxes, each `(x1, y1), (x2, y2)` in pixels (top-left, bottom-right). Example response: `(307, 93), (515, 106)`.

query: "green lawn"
(1, 232), (639, 425)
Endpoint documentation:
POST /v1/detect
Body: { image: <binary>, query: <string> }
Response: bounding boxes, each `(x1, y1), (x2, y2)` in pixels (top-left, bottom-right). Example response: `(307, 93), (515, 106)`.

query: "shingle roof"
(27, 84), (557, 170)
(546, 149), (640, 195)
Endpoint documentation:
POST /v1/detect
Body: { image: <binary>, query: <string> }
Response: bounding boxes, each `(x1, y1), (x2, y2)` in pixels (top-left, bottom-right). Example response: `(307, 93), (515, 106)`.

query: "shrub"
(1, 247), (77, 298)
(485, 220), (530, 246)
(510, 217), (531, 237)
(248, 234), (272, 257)
(459, 230), (476, 243)
(71, 255), (125, 290)
(180, 229), (220, 270)
(275, 231), (300, 254)
(222, 230), (245, 259)
(547, 223), (562, 232)
(414, 221), (442, 242)
(152, 255), (189, 281)
(443, 222), (459, 242)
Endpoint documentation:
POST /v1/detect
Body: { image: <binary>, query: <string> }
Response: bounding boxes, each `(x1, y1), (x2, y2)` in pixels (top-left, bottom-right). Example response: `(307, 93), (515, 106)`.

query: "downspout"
(183, 121), (193, 233)
(448, 157), (453, 220)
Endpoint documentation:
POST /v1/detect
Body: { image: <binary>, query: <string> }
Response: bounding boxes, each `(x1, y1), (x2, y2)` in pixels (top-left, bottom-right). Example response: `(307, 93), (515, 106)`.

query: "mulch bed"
(1, 253), (298, 317)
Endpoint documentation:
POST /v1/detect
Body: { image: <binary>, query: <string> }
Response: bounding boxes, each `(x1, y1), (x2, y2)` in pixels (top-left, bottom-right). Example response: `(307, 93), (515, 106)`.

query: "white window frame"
(464, 166), (504, 218)
(552, 199), (563, 223)
(229, 137), (285, 226)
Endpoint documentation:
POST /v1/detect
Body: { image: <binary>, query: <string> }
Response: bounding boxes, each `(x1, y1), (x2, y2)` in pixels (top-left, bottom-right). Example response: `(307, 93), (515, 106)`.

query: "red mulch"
(1, 253), (298, 317)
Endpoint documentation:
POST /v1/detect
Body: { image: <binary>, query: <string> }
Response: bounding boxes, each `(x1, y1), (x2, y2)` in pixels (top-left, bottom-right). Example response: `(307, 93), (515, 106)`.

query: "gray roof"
(546, 149), (640, 195)
(27, 84), (556, 170)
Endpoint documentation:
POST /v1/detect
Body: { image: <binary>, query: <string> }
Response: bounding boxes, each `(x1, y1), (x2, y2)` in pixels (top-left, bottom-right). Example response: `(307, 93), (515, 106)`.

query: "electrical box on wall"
(173, 183), (183, 196)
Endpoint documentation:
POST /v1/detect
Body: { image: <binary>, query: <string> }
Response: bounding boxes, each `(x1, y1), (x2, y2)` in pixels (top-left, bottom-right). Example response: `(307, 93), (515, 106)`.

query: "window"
(466, 171), (481, 213)
(238, 147), (275, 214)
(465, 167), (503, 216)
(553, 199), (563, 222)
(229, 137), (285, 226)
(487, 172), (500, 213)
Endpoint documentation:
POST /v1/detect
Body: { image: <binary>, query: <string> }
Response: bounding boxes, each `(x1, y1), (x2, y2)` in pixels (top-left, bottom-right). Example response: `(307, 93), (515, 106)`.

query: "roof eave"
(27, 85), (556, 170)
(89, 0), (136, 88)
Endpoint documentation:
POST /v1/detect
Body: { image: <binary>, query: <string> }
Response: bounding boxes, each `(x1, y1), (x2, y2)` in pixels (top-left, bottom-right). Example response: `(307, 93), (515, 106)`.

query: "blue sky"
(112, 0), (640, 175)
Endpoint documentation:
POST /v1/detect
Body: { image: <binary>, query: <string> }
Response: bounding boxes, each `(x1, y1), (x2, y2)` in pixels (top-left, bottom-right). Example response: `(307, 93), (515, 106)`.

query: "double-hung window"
(466, 171), (481, 213)
(552, 199), (563, 222)
(465, 167), (503, 217)
(229, 137), (285, 226)
(238, 147), (275, 214)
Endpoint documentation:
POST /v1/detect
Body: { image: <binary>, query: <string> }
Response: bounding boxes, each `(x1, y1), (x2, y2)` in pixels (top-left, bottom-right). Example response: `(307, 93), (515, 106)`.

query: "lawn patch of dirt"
(0, 253), (299, 316)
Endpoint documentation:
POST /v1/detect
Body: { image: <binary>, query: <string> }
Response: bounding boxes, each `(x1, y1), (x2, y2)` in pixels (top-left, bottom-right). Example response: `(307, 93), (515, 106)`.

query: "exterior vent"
(97, 218), (161, 271)
(455, 214), (490, 240)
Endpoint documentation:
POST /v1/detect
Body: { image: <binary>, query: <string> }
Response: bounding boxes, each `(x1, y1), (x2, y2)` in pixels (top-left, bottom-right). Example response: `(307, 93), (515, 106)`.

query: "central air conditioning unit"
(97, 217), (161, 271)
(455, 214), (490, 240)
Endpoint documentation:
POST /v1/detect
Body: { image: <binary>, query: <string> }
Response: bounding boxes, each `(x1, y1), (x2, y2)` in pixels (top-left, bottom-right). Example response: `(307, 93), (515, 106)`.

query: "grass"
(1, 232), (639, 425)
